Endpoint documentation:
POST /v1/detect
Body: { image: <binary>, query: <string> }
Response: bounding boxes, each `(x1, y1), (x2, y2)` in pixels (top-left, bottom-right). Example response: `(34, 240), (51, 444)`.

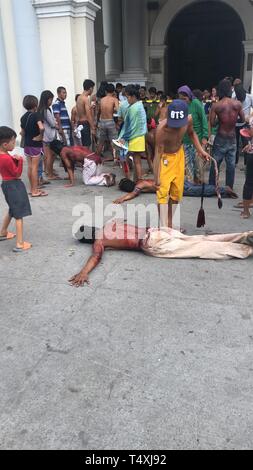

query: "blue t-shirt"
(52, 99), (71, 129)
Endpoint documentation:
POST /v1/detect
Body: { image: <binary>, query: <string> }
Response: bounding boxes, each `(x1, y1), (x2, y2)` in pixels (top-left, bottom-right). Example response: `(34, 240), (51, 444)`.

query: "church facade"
(1, 0), (253, 129)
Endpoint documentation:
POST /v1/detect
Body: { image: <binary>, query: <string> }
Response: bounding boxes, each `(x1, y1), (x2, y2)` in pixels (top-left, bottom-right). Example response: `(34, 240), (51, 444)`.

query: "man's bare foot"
(240, 210), (251, 219)
(225, 186), (238, 199)
(64, 183), (74, 188)
(104, 175), (111, 187)
(109, 173), (116, 186)
(13, 242), (32, 252)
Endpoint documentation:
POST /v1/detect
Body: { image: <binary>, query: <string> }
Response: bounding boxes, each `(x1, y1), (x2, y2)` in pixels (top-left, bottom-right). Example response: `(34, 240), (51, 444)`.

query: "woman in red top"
(0, 127), (32, 252)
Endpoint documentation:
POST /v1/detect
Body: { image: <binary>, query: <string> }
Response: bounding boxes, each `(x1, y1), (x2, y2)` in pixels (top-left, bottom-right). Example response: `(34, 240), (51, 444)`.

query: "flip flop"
(31, 191), (48, 197)
(0, 232), (16, 241)
(233, 203), (253, 209)
(112, 139), (128, 151)
(13, 242), (32, 253)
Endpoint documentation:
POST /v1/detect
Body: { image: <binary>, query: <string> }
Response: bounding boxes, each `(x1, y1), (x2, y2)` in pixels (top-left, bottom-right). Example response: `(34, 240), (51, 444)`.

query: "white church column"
(0, 0), (23, 131)
(149, 45), (167, 92)
(72, 2), (100, 91)
(12, 0), (44, 98)
(102, 0), (123, 80)
(33, 0), (100, 109)
(242, 41), (253, 93)
(119, 0), (147, 83)
(0, 19), (12, 127)
(94, 0), (107, 86)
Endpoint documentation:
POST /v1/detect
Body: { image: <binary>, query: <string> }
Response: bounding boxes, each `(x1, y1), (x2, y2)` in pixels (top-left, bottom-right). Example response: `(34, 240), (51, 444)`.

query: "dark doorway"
(166, 1), (245, 93)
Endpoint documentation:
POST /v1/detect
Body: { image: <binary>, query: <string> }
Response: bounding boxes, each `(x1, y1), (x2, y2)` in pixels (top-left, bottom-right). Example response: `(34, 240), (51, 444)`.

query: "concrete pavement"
(0, 156), (253, 450)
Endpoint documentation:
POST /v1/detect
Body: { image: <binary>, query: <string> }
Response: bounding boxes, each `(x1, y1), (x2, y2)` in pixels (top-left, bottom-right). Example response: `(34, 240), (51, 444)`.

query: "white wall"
(0, 20), (12, 126)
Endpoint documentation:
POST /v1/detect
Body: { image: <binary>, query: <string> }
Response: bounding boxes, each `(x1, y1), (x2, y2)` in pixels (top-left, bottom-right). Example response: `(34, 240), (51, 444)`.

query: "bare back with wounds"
(99, 95), (119, 120)
(69, 223), (147, 286)
(210, 98), (244, 138)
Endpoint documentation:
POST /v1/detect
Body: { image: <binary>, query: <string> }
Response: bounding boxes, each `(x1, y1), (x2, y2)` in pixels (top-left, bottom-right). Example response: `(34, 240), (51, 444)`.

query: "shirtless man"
(71, 94), (81, 145)
(69, 222), (253, 286)
(209, 79), (244, 189)
(153, 99), (211, 228)
(97, 83), (119, 157)
(76, 79), (96, 148)
(113, 178), (238, 205)
(50, 140), (115, 187)
(155, 94), (168, 123)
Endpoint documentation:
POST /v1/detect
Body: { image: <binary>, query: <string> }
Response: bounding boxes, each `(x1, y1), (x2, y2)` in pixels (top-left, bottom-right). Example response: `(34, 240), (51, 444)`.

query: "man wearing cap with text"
(154, 100), (211, 228)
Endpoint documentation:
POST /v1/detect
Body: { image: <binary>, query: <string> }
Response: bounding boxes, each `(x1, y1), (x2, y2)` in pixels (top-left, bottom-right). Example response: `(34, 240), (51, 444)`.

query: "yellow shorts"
(157, 147), (185, 204)
(128, 136), (146, 152)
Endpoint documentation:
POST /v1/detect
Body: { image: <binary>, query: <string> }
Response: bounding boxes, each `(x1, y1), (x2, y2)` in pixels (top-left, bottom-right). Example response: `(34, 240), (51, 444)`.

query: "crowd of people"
(0, 76), (253, 281)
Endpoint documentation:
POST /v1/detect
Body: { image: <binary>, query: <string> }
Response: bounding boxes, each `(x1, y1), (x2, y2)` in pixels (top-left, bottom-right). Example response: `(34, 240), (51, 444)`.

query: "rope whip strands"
(196, 156), (223, 228)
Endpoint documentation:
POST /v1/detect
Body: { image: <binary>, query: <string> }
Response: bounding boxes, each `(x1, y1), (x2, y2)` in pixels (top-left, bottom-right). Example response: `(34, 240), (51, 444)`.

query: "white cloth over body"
(83, 160), (107, 186)
(142, 228), (253, 260)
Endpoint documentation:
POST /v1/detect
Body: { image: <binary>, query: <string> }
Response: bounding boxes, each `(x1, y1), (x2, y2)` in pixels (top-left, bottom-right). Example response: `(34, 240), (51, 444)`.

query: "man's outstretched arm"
(113, 191), (139, 204)
(113, 180), (157, 204)
(60, 149), (75, 187)
(69, 240), (104, 287)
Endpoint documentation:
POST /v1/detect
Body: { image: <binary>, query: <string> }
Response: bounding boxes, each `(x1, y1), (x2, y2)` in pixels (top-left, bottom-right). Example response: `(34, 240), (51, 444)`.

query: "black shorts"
(1, 180), (32, 219)
(79, 121), (91, 147)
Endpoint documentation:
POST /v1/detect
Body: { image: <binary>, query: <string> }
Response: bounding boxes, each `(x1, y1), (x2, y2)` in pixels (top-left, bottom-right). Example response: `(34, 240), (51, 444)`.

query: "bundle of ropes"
(197, 156), (223, 228)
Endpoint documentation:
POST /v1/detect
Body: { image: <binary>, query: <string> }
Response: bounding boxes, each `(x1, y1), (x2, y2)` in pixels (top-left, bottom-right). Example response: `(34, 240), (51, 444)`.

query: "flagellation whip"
(196, 156), (223, 228)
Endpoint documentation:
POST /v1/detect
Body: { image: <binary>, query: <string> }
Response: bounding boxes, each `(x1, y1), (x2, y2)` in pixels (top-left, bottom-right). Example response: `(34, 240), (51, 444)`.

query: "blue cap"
(167, 99), (189, 128)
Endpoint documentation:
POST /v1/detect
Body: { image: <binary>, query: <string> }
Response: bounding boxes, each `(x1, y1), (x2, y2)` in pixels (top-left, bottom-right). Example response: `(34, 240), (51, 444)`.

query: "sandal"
(234, 203), (253, 209)
(31, 191), (48, 197)
(13, 242), (32, 252)
(0, 232), (16, 241)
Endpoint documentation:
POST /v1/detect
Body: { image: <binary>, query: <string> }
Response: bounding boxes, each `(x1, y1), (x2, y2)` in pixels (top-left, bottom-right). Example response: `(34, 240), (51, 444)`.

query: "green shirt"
(183, 99), (208, 145)
(144, 100), (160, 123)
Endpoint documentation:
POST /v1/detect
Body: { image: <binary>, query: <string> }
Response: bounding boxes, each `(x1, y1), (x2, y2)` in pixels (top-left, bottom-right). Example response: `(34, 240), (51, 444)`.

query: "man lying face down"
(112, 178), (238, 205)
(50, 140), (116, 188)
(69, 222), (253, 287)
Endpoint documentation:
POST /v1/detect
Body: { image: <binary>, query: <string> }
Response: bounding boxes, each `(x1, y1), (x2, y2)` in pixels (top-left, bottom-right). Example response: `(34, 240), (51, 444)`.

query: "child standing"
(20, 95), (47, 197)
(0, 127), (32, 252)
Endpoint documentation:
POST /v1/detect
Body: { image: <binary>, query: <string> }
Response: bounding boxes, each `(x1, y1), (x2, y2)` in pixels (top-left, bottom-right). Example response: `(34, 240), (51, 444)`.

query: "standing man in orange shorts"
(154, 100), (211, 228)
